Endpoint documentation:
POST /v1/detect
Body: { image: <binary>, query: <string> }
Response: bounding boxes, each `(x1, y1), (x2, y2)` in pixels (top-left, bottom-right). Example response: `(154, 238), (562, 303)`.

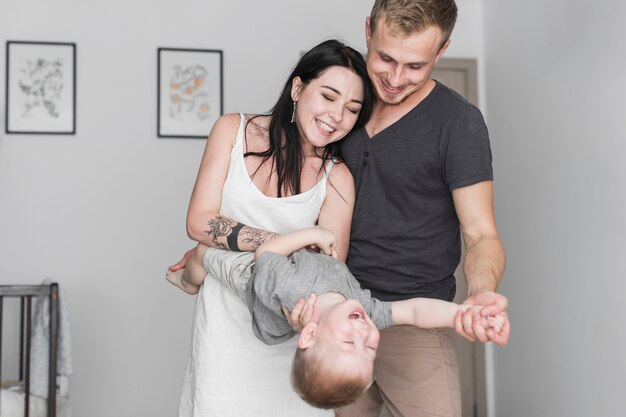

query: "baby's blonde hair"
(291, 347), (371, 409)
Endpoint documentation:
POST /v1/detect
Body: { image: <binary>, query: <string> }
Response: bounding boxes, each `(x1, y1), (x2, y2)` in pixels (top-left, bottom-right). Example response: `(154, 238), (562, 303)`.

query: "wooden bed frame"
(0, 283), (59, 417)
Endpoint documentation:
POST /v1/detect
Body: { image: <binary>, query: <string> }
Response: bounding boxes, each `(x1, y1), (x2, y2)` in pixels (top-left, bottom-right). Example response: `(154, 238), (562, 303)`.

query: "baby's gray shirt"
(248, 249), (393, 345)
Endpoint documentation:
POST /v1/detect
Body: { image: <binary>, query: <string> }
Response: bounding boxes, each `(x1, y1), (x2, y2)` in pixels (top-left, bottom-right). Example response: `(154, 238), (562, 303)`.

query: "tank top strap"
(233, 113), (246, 152)
(322, 158), (337, 181)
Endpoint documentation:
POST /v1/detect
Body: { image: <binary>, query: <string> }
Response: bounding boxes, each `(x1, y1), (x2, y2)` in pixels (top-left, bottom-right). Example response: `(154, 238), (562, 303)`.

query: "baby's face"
(315, 299), (381, 373)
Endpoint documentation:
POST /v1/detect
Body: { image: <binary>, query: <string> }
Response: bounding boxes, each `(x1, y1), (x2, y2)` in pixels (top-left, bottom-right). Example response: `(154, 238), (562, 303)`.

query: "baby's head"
(290, 299), (380, 409)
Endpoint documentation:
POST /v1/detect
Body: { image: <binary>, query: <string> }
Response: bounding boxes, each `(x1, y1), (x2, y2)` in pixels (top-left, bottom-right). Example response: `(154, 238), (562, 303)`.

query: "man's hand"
(454, 291), (510, 345)
(168, 248), (195, 272)
(281, 293), (317, 332)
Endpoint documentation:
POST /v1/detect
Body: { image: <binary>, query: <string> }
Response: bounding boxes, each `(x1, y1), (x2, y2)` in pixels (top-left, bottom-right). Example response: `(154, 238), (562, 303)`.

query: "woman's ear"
(297, 322), (317, 349)
(291, 76), (303, 101)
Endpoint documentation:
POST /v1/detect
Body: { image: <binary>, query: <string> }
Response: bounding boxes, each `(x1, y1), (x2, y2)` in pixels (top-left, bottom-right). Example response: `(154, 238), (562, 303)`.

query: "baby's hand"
(486, 314), (504, 333)
(311, 227), (338, 257)
(481, 311), (509, 346)
(461, 305), (510, 346)
(282, 293), (317, 332)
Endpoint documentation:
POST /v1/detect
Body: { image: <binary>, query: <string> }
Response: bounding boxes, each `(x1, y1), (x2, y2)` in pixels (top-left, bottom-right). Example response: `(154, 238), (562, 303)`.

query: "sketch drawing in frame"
(158, 48), (223, 138)
(5, 41), (77, 134)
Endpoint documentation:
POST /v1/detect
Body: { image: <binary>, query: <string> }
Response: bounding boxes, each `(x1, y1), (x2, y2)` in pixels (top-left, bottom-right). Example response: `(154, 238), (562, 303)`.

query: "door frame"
(432, 57), (486, 417)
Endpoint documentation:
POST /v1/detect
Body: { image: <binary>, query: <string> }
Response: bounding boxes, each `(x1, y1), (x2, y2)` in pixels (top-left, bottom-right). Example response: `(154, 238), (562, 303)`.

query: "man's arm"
(452, 181), (509, 344)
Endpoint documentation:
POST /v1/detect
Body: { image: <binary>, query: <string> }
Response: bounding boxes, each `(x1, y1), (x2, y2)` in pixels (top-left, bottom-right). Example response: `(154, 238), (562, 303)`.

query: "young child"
(166, 227), (506, 409)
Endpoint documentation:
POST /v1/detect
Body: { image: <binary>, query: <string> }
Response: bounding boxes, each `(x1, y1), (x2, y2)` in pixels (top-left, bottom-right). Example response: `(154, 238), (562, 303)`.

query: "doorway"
(433, 57), (486, 417)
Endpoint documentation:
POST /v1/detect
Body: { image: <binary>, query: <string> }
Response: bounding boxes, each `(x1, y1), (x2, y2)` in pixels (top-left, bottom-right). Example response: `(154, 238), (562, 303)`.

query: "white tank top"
(180, 114), (336, 417)
(220, 113), (335, 233)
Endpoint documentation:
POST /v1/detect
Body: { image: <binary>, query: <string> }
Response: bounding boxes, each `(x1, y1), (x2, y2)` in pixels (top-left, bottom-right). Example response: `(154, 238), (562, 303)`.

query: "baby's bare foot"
(165, 268), (200, 295)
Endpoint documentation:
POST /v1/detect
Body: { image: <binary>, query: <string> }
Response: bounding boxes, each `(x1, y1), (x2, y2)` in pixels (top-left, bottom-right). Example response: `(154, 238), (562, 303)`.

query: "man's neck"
(367, 78), (436, 137)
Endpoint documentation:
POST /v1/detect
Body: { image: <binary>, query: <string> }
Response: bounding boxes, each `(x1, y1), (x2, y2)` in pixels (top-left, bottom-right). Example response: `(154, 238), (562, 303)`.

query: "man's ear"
(365, 16), (373, 46)
(298, 322), (318, 349)
(434, 38), (451, 65)
(291, 76), (303, 102)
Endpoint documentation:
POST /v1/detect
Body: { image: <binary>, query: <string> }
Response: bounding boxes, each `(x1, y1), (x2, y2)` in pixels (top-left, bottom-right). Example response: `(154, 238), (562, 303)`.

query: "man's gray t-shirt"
(247, 249), (393, 345)
(340, 81), (494, 302)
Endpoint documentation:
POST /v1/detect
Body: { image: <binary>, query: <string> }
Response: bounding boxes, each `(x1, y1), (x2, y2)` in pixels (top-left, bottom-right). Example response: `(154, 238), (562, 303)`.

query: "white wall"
(482, 1), (626, 416)
(0, 1), (484, 416)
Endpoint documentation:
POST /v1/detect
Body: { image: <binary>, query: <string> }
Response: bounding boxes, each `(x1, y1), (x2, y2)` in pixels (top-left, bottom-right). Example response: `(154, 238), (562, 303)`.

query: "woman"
(169, 40), (374, 416)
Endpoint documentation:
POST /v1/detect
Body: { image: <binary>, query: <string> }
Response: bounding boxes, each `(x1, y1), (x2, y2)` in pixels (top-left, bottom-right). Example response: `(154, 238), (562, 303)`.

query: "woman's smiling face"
(291, 66), (365, 152)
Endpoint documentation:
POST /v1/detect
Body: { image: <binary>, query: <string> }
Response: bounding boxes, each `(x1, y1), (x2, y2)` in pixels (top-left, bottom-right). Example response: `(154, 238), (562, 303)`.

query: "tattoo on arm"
(204, 215), (277, 251)
(204, 216), (232, 250)
(241, 228), (278, 249)
(227, 223), (245, 251)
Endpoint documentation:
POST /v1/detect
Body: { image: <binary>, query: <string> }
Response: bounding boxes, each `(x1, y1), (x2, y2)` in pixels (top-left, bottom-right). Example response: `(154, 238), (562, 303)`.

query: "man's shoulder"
(404, 81), (486, 132)
(429, 81), (482, 116)
(340, 126), (367, 147)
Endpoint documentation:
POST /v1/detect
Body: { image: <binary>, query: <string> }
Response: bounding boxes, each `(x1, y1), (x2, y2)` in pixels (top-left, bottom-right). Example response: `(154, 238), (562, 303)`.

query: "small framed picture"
(157, 47), (223, 138)
(5, 41), (77, 134)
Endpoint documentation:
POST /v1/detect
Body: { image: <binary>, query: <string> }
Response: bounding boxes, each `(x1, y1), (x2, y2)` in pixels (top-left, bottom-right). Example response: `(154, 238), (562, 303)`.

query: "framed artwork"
(158, 48), (223, 138)
(5, 41), (76, 134)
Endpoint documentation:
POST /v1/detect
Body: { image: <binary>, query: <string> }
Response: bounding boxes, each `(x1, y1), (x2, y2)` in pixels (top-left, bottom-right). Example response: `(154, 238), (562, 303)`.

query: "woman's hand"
(168, 248), (195, 272)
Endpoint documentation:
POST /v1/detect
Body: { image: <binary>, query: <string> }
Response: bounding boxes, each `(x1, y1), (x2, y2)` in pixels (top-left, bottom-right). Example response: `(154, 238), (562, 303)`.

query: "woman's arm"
(391, 298), (469, 329)
(315, 163), (355, 261)
(185, 114), (277, 252)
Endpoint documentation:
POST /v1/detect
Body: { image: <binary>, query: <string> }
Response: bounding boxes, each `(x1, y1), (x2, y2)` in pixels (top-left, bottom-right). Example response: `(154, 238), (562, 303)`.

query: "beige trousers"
(336, 325), (461, 417)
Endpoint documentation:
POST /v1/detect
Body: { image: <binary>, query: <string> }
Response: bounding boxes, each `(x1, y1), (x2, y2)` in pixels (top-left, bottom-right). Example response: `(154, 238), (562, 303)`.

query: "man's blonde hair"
(370, 0), (458, 48)
(291, 348), (371, 409)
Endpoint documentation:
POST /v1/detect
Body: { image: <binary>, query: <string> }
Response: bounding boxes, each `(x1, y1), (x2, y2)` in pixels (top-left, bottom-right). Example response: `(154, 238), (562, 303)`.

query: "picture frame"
(5, 41), (76, 134)
(157, 48), (223, 138)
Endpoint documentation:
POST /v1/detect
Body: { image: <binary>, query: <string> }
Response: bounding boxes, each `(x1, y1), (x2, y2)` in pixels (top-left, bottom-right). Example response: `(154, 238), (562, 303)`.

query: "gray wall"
(483, 1), (626, 416)
(0, 1), (484, 416)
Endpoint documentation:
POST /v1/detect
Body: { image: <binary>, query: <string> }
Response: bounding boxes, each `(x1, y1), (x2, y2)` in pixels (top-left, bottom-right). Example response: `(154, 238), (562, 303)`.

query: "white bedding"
(0, 384), (70, 417)
(178, 273), (332, 417)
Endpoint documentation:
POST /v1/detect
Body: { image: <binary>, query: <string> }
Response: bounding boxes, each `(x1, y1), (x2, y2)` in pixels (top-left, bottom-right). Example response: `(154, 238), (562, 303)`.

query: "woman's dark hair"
(246, 39), (374, 197)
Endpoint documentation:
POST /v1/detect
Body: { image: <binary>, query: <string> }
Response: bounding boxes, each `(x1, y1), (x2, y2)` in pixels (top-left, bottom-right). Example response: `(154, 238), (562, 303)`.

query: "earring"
(291, 101), (297, 124)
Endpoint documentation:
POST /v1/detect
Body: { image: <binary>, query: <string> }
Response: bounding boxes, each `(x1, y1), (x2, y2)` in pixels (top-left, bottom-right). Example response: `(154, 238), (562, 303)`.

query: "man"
(336, 1), (510, 416)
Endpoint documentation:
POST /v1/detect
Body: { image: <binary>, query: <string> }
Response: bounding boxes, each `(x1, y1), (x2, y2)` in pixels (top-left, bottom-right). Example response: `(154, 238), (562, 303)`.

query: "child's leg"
(166, 244), (209, 294)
